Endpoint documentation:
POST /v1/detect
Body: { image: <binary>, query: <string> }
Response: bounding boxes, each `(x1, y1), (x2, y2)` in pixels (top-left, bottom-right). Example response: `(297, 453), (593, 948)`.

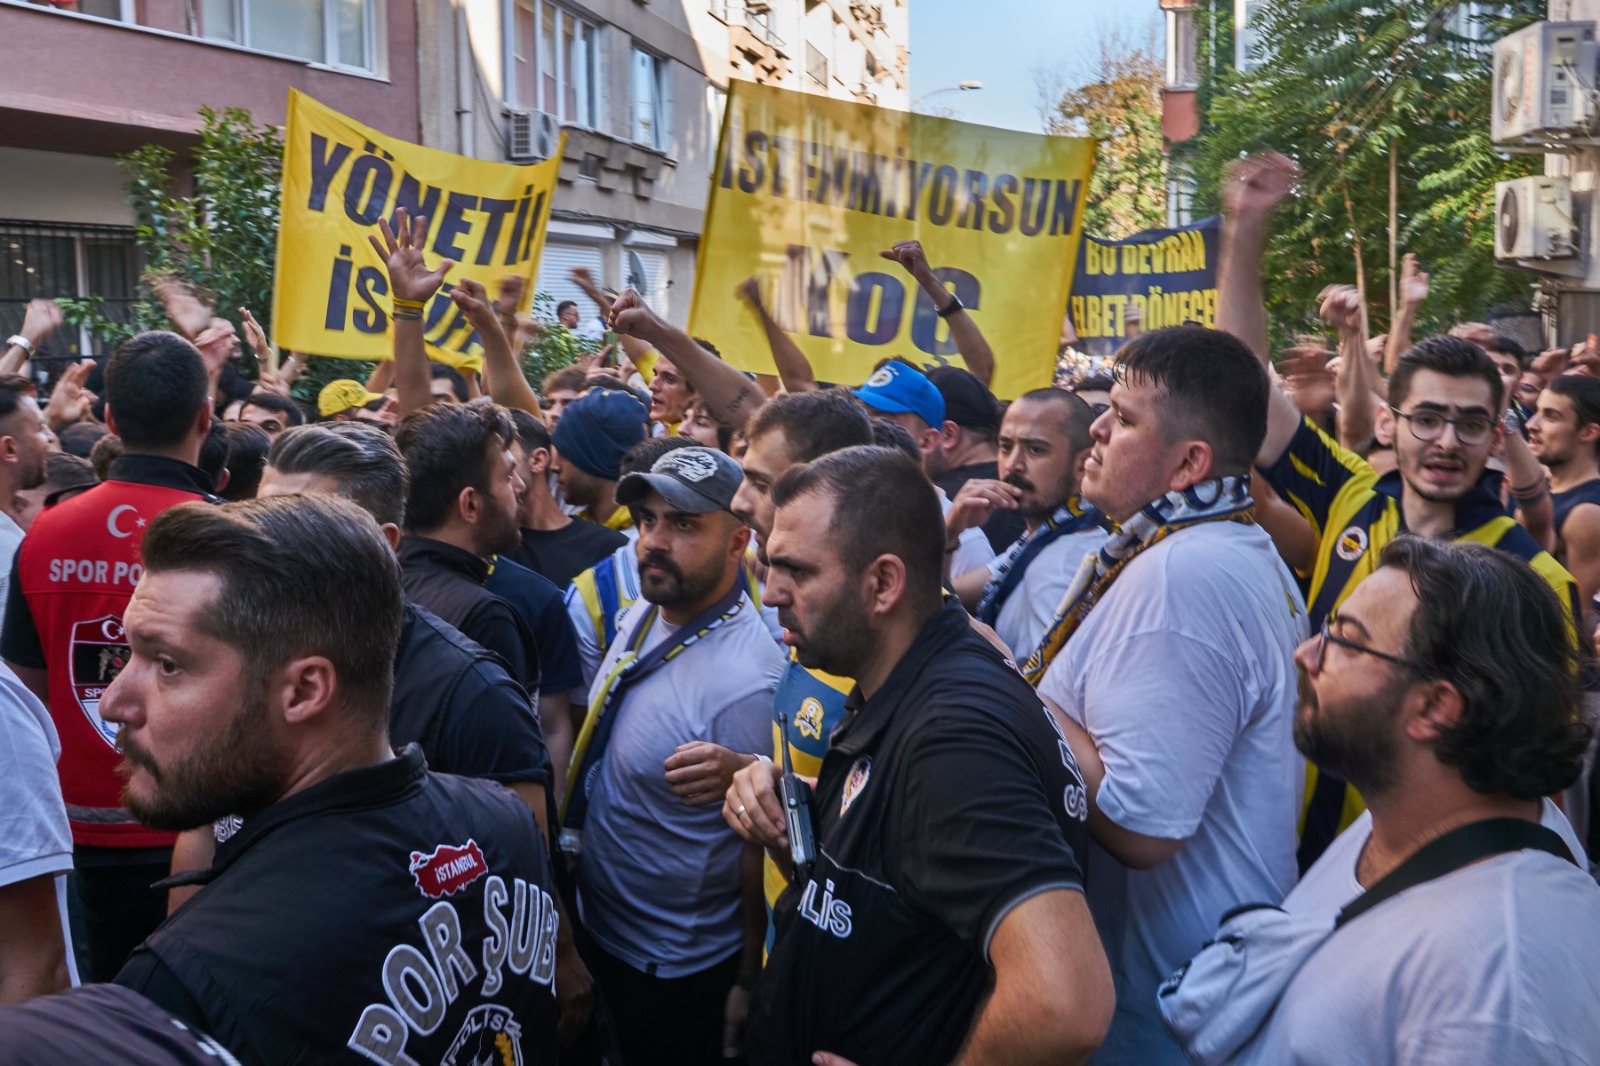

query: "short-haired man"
(730, 445), (1112, 1065)
(851, 359), (945, 466)
(1221, 151), (1581, 868)
(1529, 374), (1600, 619)
(316, 378), (397, 430)
(1201, 538), (1600, 1063)
(395, 402), (539, 691)
(0, 375), (57, 623)
(503, 409), (628, 587)
(645, 353), (695, 434)
(540, 365), (589, 430)
(550, 388), (648, 535)
(925, 366), (1024, 551)
(108, 495), (562, 1063)
(235, 391), (304, 441)
(429, 363), (469, 404)
(218, 422), (269, 502)
(1030, 327), (1307, 1064)
(1, 331), (218, 982)
(946, 388), (1106, 661)
(563, 446), (783, 1065)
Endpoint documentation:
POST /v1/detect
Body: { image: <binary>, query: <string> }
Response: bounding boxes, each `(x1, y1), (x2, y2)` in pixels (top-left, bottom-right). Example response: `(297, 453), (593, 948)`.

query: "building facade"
(0, 0), (909, 357)
(0, 0), (420, 359)
(421, 0), (909, 328)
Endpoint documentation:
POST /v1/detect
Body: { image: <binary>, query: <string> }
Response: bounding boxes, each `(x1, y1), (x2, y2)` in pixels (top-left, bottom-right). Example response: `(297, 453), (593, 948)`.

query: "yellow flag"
(688, 82), (1096, 399)
(271, 89), (562, 371)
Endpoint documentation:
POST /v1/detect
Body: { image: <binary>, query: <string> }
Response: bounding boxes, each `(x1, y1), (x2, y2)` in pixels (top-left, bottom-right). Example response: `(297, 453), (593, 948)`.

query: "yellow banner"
(272, 89), (562, 371)
(688, 82), (1096, 399)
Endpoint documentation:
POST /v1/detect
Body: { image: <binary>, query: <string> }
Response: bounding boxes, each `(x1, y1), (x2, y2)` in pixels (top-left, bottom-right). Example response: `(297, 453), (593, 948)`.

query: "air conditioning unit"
(507, 109), (561, 163)
(1495, 176), (1576, 261)
(1492, 20), (1599, 148)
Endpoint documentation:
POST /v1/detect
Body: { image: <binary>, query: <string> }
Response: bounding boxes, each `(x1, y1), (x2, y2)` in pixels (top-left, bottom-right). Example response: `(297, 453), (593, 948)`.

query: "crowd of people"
(0, 149), (1597, 1066)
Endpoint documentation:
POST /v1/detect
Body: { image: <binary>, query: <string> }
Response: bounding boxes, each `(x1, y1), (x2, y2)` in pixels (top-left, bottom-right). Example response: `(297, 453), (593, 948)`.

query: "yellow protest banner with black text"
(272, 89), (561, 371)
(689, 81), (1096, 399)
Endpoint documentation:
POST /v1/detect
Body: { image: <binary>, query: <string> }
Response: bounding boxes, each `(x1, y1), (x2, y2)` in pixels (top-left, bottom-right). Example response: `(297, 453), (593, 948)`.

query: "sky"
(907, 0), (1163, 132)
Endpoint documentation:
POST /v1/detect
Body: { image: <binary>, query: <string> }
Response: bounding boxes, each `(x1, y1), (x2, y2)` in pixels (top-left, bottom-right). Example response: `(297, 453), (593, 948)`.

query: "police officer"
(107, 495), (561, 1064)
(725, 446), (1114, 1066)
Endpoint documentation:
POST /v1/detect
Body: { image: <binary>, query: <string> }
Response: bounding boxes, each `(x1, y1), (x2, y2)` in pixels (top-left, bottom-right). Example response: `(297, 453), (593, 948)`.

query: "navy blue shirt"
(485, 555), (585, 697)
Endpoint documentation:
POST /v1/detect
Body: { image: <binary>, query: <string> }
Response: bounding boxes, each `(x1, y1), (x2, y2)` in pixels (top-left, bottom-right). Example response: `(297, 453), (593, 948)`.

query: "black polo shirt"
(398, 534), (540, 691)
(117, 746), (561, 1065)
(747, 599), (1089, 1066)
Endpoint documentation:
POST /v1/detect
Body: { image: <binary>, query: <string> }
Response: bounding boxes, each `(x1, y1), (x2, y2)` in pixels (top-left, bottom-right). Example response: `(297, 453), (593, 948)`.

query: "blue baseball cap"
(852, 361), (945, 429)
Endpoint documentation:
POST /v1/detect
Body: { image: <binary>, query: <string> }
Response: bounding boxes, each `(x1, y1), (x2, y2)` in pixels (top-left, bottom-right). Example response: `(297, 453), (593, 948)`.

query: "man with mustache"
(561, 445), (783, 1065)
(1222, 151), (1580, 870)
(945, 388), (1107, 662)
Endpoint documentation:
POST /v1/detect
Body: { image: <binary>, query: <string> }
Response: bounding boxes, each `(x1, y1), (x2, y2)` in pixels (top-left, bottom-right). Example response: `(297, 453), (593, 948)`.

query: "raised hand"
(239, 306), (272, 364)
(1399, 253), (1429, 307)
(152, 277), (215, 339)
(879, 239), (932, 277)
(368, 209), (452, 305)
(448, 277), (502, 336)
(570, 265), (595, 286)
(496, 275), (527, 318)
(43, 359), (95, 426)
(1316, 284), (1366, 336)
(607, 287), (668, 345)
(20, 298), (65, 347)
(1222, 150), (1300, 219)
(734, 276), (763, 309)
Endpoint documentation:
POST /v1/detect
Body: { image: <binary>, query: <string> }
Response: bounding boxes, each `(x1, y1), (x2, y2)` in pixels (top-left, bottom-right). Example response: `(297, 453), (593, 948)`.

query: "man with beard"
(1024, 327), (1305, 1065)
(562, 446), (782, 1066)
(1528, 374), (1600, 622)
(0, 375), (57, 628)
(945, 388), (1107, 662)
(3, 331), (218, 982)
(1221, 150), (1580, 869)
(726, 445), (1111, 1066)
(1190, 538), (1599, 1064)
(502, 410), (627, 588)
(107, 494), (562, 1064)
(394, 402), (540, 692)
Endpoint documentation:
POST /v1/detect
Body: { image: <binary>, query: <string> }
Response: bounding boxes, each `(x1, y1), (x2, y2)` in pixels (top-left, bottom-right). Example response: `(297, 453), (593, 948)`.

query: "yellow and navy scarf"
(1021, 477), (1256, 685)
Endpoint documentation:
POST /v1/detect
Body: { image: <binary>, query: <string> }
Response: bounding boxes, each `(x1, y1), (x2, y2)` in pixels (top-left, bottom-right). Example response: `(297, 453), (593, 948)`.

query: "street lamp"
(912, 81), (983, 111)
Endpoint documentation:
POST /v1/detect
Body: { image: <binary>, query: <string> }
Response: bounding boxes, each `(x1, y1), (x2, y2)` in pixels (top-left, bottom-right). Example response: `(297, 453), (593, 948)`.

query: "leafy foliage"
(59, 107), (283, 371)
(1185, 0), (1543, 347)
(1042, 30), (1169, 238)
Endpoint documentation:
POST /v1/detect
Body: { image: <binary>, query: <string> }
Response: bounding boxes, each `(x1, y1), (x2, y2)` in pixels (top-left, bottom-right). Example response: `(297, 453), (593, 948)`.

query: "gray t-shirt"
(1037, 521), (1307, 1065)
(576, 591), (783, 977)
(1243, 801), (1600, 1065)
(0, 660), (77, 984)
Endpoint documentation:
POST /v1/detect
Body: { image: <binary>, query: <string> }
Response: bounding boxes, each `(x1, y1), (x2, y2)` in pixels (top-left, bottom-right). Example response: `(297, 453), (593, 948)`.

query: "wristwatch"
(5, 335), (33, 355)
(936, 294), (965, 318)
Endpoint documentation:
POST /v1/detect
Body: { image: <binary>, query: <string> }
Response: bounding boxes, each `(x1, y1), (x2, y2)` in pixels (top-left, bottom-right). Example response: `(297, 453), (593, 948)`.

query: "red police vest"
(15, 463), (214, 847)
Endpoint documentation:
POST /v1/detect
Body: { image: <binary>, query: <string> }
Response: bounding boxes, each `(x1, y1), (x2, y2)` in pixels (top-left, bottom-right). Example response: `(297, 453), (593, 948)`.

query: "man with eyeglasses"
(1221, 150), (1580, 872)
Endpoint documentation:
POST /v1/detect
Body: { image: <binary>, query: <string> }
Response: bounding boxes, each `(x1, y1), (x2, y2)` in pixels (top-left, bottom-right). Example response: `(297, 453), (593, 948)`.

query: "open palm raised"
(367, 208), (454, 305)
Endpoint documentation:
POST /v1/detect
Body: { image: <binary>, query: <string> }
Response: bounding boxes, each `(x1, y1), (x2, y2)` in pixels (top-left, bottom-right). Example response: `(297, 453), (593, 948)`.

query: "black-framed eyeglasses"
(1316, 616), (1425, 673)
(1389, 406), (1495, 446)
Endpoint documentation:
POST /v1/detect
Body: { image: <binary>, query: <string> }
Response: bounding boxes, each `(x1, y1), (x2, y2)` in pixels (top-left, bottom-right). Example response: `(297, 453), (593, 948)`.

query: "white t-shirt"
(0, 509), (23, 643)
(576, 593), (784, 976)
(1036, 521), (1306, 1065)
(1242, 801), (1600, 1065)
(937, 488), (995, 581)
(0, 661), (78, 985)
(985, 526), (1107, 661)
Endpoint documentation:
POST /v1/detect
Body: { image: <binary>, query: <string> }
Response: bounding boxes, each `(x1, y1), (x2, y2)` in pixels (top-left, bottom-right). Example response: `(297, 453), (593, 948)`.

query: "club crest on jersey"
(840, 757), (871, 816)
(1335, 525), (1369, 563)
(794, 698), (825, 740)
(443, 1004), (524, 1066)
(409, 839), (488, 899)
(69, 615), (127, 750)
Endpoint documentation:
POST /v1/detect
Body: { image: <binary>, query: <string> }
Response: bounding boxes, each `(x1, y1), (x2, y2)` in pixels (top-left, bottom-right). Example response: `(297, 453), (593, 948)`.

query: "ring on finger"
(735, 804), (748, 816)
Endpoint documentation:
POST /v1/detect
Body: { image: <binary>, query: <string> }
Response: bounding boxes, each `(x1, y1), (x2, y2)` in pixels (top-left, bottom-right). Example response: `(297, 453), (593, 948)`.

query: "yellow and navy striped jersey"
(1261, 416), (1582, 867)
(762, 650), (852, 958)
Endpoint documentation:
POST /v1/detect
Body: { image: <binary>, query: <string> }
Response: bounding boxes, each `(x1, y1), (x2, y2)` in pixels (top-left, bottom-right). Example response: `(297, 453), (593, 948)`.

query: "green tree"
(1185, 0), (1541, 346)
(1040, 30), (1169, 238)
(59, 106), (283, 372)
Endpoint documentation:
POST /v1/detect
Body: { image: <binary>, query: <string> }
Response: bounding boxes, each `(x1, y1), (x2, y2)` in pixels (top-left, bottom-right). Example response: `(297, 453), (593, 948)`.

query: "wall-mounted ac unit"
(1493, 20), (1598, 148)
(1495, 176), (1576, 261)
(507, 109), (561, 163)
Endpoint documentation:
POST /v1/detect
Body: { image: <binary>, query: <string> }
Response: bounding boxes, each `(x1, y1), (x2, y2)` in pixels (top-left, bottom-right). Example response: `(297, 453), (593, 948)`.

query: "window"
(200, 0), (377, 72)
(0, 220), (142, 365)
(24, 0), (131, 23)
(1234, 0), (1266, 72)
(508, 1), (599, 128)
(1166, 5), (1198, 89)
(632, 47), (669, 151)
(805, 42), (828, 89)
(708, 0), (731, 21)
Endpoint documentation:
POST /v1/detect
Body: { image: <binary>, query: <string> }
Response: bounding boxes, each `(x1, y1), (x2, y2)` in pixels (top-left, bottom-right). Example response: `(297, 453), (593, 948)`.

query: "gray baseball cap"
(615, 446), (743, 514)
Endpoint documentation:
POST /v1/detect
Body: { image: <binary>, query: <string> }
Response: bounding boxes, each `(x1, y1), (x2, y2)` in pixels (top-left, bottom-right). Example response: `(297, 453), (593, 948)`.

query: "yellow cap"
(318, 379), (384, 418)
